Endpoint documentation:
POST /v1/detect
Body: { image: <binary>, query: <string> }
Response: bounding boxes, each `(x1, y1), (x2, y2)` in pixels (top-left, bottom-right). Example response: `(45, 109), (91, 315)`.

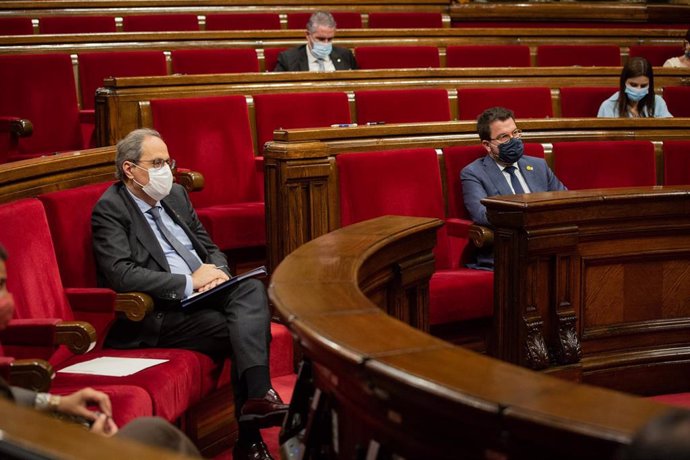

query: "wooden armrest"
(55, 321), (97, 355)
(0, 117), (33, 137)
(468, 224), (494, 248)
(174, 169), (205, 193)
(115, 292), (154, 322)
(9, 359), (55, 393)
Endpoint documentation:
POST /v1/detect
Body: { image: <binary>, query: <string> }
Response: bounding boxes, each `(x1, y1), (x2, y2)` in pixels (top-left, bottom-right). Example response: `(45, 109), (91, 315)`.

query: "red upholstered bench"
(205, 13), (281, 31)
(40, 15), (116, 34)
(447, 45), (532, 68)
(560, 86), (617, 117)
(354, 46), (440, 69)
(122, 14), (199, 32)
(171, 49), (260, 74)
(354, 88), (451, 125)
(536, 45), (621, 66)
(457, 87), (553, 120)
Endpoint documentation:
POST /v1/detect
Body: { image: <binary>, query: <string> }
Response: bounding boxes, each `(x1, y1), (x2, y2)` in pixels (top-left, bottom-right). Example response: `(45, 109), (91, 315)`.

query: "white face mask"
(132, 163), (173, 202)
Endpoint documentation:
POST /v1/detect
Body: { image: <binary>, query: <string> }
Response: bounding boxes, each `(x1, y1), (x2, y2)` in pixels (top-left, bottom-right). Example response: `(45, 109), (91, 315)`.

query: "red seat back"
(253, 91), (351, 150)
(40, 15), (116, 33)
(151, 95), (260, 206)
(122, 14), (199, 32)
(354, 88), (451, 125)
(286, 12), (362, 29)
(536, 45), (621, 66)
(0, 17), (33, 34)
(629, 45), (680, 67)
(0, 53), (82, 161)
(457, 87), (553, 120)
(354, 46), (440, 69)
(171, 48), (259, 74)
(560, 86), (617, 117)
(663, 86), (690, 117)
(443, 144), (544, 220)
(205, 13), (281, 31)
(368, 12), (443, 28)
(0, 199), (73, 321)
(38, 182), (113, 288)
(78, 51), (168, 110)
(264, 47), (288, 72)
(663, 140), (690, 186)
(553, 141), (656, 189)
(337, 148), (453, 268)
(447, 45), (531, 68)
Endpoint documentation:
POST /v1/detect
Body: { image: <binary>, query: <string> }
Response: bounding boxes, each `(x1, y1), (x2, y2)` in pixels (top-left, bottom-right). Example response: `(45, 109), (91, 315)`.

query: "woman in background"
(663, 29), (690, 68)
(598, 56), (673, 118)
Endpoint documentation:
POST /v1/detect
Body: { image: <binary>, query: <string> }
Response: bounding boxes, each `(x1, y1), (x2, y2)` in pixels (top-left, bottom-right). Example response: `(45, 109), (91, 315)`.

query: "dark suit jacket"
(461, 155), (567, 227)
(92, 182), (229, 347)
(274, 44), (357, 71)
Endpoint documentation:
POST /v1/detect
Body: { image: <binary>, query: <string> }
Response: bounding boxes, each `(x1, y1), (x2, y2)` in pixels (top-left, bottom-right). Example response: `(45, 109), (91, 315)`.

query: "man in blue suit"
(461, 106), (567, 268)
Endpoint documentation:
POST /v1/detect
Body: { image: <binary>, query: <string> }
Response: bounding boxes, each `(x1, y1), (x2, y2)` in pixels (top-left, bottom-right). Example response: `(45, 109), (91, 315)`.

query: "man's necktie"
(316, 58), (325, 72)
(148, 206), (202, 272)
(504, 166), (525, 194)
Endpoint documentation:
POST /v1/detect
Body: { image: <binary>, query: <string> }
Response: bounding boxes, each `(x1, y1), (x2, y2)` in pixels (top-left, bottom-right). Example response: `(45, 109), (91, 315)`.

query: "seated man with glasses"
(461, 106), (566, 269)
(91, 128), (287, 460)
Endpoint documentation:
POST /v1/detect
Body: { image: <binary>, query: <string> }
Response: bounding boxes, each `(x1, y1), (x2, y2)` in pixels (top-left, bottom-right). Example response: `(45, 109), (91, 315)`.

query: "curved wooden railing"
(268, 214), (670, 460)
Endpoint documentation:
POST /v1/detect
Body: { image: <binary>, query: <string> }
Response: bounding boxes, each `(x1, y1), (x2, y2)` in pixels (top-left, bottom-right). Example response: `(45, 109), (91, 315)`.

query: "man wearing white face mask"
(598, 56), (672, 118)
(92, 129), (287, 460)
(274, 11), (357, 72)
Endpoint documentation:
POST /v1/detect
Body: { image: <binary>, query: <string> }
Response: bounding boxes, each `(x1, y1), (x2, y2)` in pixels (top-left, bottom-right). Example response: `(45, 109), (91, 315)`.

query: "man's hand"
(90, 412), (119, 437)
(191, 264), (230, 293)
(57, 387), (113, 422)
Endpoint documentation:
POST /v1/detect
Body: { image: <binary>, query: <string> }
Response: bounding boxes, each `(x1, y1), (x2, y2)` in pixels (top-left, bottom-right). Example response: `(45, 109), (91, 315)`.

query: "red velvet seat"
(171, 49), (259, 74)
(662, 86), (690, 117)
(354, 46), (440, 69)
(536, 45), (621, 66)
(0, 17), (34, 35)
(629, 45), (680, 67)
(205, 13), (281, 31)
(40, 16), (116, 34)
(368, 12), (443, 28)
(0, 53), (87, 163)
(337, 148), (493, 325)
(552, 141), (656, 190)
(559, 86), (618, 117)
(253, 91), (351, 151)
(457, 87), (553, 120)
(122, 14), (199, 32)
(446, 45), (531, 68)
(264, 47), (288, 72)
(286, 12), (362, 29)
(354, 88), (451, 125)
(662, 140), (690, 186)
(150, 95), (265, 252)
(77, 51), (168, 111)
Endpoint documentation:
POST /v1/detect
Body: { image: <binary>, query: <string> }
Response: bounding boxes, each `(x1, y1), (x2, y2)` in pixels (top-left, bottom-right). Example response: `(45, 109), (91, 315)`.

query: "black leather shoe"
(232, 440), (274, 460)
(239, 388), (289, 428)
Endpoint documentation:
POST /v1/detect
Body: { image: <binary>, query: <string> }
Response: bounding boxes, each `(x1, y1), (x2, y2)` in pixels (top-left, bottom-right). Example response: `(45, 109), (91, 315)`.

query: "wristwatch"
(34, 392), (61, 412)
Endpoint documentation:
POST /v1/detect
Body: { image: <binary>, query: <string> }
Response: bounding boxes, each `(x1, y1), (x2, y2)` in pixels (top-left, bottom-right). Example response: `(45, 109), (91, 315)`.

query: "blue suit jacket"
(461, 155), (567, 227)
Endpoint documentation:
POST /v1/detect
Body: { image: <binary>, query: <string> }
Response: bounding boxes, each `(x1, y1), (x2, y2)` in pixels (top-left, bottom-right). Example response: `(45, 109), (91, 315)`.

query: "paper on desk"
(58, 357), (168, 377)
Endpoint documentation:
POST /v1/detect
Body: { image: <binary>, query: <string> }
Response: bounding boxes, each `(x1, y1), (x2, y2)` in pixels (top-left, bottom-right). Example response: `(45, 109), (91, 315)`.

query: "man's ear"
(122, 161), (135, 180)
(481, 141), (492, 154)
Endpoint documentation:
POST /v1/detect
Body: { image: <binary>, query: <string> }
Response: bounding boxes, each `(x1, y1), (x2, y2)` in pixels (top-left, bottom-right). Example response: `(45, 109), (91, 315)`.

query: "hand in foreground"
(192, 264), (230, 293)
(90, 412), (119, 437)
(57, 387), (113, 423)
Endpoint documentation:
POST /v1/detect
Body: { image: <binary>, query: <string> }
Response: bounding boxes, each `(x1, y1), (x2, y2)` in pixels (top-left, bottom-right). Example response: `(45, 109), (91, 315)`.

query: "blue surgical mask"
(311, 42), (332, 60)
(625, 84), (649, 102)
(497, 137), (524, 164)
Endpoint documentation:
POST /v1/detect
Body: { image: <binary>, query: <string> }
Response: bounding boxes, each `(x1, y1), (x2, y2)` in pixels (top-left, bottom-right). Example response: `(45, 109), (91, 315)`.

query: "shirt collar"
(126, 186), (159, 214)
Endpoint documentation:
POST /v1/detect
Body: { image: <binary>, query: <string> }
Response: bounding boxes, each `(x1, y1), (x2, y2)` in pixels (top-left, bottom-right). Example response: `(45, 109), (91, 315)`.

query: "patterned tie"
(148, 206), (202, 272)
(316, 58), (325, 72)
(504, 166), (525, 194)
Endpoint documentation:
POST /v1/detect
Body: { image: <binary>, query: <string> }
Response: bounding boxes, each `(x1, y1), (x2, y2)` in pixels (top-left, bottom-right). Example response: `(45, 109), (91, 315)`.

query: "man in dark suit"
(0, 243), (200, 456)
(91, 128), (286, 460)
(274, 11), (357, 72)
(461, 106), (567, 268)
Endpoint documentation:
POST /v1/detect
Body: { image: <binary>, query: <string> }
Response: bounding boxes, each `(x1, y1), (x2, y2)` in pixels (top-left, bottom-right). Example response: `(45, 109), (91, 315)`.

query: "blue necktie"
(504, 166), (525, 194)
(148, 206), (202, 272)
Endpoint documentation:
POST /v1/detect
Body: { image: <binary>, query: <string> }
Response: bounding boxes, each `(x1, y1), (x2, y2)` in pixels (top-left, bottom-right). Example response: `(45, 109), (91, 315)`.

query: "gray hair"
(306, 11), (336, 33)
(115, 128), (162, 181)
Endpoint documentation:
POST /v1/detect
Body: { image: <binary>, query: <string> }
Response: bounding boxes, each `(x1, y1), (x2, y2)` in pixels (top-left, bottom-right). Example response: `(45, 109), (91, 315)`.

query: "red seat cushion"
(264, 47), (288, 72)
(629, 45), (680, 67)
(663, 86), (690, 117)
(457, 87), (553, 120)
(663, 140), (690, 186)
(122, 14), (199, 32)
(355, 88), (451, 124)
(40, 16), (116, 34)
(649, 393), (690, 409)
(0, 18), (33, 35)
(197, 203), (266, 250)
(368, 12), (443, 28)
(536, 45), (621, 66)
(51, 383), (153, 426)
(171, 48), (259, 74)
(205, 13), (281, 31)
(447, 45), (531, 68)
(354, 46), (440, 69)
(430, 269), (493, 324)
(560, 87), (618, 117)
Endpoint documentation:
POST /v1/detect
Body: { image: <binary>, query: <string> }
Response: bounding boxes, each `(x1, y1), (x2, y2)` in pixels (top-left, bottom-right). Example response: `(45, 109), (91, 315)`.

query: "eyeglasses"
(134, 158), (176, 170)
(490, 129), (523, 145)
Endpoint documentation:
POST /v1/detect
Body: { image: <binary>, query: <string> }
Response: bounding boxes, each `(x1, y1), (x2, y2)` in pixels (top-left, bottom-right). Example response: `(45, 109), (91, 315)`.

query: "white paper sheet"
(58, 357), (169, 377)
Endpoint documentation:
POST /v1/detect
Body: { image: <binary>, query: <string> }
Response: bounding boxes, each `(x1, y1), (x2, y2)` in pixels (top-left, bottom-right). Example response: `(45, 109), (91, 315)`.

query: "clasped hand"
(191, 263), (230, 293)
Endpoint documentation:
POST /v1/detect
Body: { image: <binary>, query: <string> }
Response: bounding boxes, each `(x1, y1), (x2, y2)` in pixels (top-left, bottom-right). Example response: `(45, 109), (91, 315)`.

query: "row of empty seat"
(0, 11), (448, 34)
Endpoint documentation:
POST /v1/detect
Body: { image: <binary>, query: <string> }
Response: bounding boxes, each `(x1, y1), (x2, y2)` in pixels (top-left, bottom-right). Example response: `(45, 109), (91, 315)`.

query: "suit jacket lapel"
(517, 158), (539, 193)
(119, 186), (170, 271)
(483, 156), (514, 196)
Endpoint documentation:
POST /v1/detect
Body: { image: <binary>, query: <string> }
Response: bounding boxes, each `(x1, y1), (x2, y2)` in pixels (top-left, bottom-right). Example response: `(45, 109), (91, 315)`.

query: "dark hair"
(617, 56), (655, 118)
(0, 244), (6, 262)
(476, 107), (515, 142)
(619, 409), (690, 460)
